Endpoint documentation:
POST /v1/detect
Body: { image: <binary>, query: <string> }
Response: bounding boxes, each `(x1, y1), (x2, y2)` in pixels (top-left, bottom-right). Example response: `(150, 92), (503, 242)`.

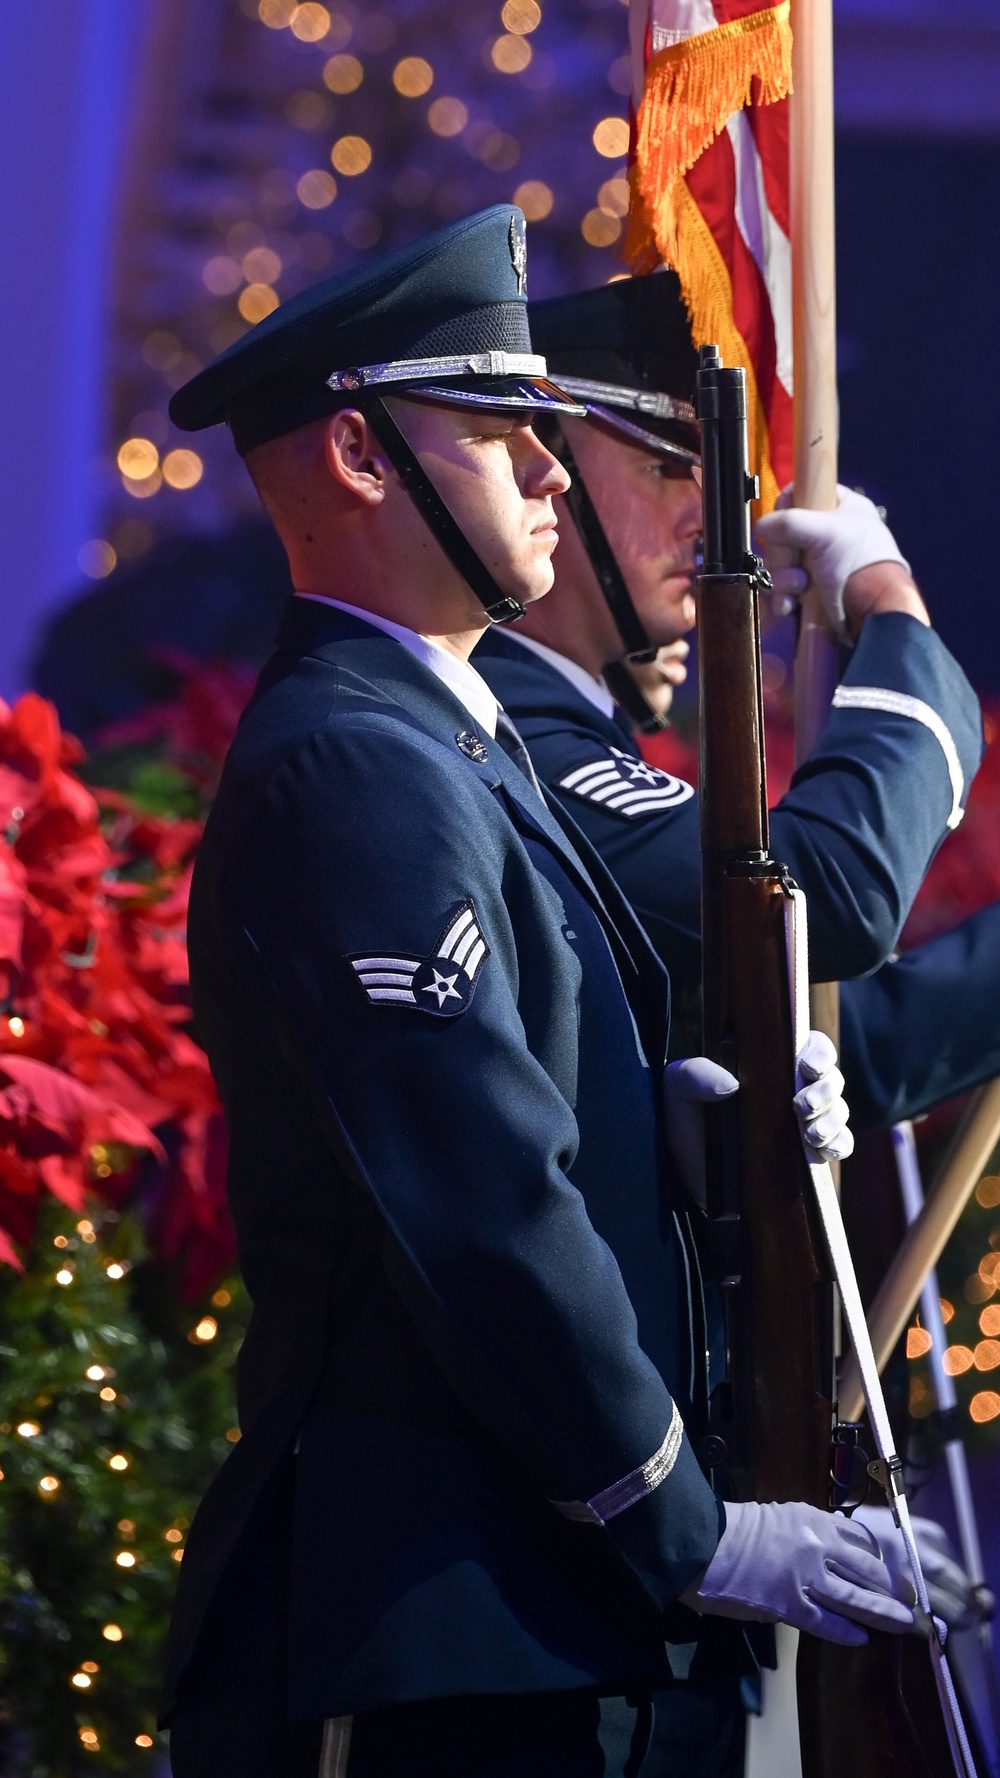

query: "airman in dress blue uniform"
(161, 212), (912, 1778)
(474, 273), (995, 1128)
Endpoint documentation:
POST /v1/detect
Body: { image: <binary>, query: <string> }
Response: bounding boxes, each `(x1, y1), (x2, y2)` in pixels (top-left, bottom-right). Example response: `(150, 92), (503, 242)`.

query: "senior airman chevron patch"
(556, 747), (694, 820)
(348, 901), (490, 1017)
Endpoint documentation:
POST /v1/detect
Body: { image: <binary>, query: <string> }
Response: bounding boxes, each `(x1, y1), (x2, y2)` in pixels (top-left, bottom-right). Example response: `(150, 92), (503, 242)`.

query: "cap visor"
(407, 376), (585, 416)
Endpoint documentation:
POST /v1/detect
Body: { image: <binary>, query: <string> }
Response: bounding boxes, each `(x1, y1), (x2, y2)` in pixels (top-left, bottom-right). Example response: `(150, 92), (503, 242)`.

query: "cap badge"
(508, 213), (527, 296)
(337, 368), (365, 389)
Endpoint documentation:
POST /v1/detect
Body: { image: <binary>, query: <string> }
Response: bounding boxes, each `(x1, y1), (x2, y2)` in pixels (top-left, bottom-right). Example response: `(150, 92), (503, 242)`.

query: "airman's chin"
(517, 562), (556, 606)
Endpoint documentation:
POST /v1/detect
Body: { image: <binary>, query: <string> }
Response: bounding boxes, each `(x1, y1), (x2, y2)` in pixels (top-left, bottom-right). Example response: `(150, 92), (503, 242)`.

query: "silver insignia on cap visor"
(327, 351), (549, 391)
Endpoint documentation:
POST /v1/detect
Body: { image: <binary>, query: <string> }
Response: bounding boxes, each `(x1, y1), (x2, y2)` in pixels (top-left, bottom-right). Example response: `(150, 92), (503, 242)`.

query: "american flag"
(625, 0), (794, 511)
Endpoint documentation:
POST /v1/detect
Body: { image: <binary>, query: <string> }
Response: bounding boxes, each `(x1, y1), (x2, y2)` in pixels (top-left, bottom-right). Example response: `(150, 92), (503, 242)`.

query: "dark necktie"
(494, 708), (545, 800)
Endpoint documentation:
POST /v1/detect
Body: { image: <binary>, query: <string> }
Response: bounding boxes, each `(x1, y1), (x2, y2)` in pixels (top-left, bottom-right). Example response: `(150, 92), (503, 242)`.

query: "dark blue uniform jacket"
(475, 618), (992, 1127)
(164, 599), (725, 1727)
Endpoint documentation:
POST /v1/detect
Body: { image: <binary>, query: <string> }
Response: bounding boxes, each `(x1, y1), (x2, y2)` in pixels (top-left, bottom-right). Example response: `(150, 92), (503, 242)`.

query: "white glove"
(756, 484), (910, 642)
(795, 1029), (854, 1163)
(851, 1505), (992, 1632)
(664, 1032), (853, 1206)
(663, 1055), (739, 1207)
(683, 1498), (915, 1646)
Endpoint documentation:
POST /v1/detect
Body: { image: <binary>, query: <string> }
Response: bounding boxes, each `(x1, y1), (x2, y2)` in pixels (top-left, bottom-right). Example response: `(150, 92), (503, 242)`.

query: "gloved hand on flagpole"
(756, 484), (927, 643)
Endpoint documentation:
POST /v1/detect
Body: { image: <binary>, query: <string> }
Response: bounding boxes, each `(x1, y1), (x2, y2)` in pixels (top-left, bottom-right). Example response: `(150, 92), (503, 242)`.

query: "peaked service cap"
(528, 272), (700, 463)
(170, 205), (582, 454)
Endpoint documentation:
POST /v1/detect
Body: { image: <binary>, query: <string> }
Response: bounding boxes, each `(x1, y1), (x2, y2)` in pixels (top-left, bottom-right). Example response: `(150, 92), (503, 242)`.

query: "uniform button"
(699, 1434), (727, 1469)
(456, 730), (489, 763)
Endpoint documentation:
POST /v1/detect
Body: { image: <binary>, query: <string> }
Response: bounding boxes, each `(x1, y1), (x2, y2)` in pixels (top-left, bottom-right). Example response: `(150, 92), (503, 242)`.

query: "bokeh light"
(290, 4), (331, 43)
(296, 169), (337, 209)
(943, 1344), (975, 1375)
(597, 175), (629, 217)
(970, 1391), (1000, 1423)
(162, 449), (204, 490)
(258, 0), (296, 26)
(592, 115), (629, 158)
(77, 539), (117, 579)
(502, 0), (542, 32)
(203, 255), (243, 295)
(513, 179), (554, 221)
(242, 246), (282, 284)
(239, 284), (280, 323)
(393, 57), (433, 98)
(974, 1338), (1000, 1370)
(976, 1174), (1000, 1207)
(906, 1325), (932, 1359)
(286, 90), (332, 130)
(581, 206), (621, 247)
(323, 54), (363, 94)
(117, 438), (159, 481)
(331, 135), (372, 176)
(491, 35), (533, 74)
(428, 98), (469, 138)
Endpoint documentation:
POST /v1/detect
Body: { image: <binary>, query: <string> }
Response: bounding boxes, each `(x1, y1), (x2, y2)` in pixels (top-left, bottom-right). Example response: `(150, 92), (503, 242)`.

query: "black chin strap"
(367, 398), (525, 624)
(603, 660), (671, 735)
(550, 429), (651, 660)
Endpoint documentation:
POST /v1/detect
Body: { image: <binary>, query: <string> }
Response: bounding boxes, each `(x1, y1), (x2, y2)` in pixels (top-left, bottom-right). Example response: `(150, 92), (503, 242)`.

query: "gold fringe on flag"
(623, 0), (792, 508)
(672, 180), (780, 511)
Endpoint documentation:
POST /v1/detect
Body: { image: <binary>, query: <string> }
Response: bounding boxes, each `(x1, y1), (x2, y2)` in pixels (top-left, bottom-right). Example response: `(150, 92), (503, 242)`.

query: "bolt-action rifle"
(695, 344), (981, 1777)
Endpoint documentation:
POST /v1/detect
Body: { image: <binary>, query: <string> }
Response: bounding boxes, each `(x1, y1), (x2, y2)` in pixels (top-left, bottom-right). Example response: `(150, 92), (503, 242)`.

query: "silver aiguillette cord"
(785, 883), (976, 1778)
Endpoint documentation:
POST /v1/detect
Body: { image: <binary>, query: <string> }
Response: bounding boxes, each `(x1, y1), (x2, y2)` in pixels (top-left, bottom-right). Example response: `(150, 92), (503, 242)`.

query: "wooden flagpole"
(790, 0), (841, 1048)
(839, 1076), (1000, 1422)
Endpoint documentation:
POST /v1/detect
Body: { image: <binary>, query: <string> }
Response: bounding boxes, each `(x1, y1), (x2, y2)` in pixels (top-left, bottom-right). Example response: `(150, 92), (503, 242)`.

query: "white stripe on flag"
(648, 0), (717, 54)
(726, 111), (793, 397)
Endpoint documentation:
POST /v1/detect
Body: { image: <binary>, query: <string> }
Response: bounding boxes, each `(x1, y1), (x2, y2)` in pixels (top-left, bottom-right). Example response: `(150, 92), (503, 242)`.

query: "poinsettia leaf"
(38, 1152), (86, 1210)
(0, 1220), (23, 1269)
(0, 1053), (166, 1158)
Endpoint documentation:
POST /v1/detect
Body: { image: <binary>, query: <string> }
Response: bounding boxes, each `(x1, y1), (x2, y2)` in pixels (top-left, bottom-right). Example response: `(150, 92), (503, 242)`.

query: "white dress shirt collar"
(295, 592), (499, 739)
(500, 630), (616, 721)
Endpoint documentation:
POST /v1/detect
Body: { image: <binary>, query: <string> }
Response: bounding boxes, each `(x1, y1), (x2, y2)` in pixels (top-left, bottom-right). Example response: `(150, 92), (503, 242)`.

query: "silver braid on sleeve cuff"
(548, 1402), (684, 1527)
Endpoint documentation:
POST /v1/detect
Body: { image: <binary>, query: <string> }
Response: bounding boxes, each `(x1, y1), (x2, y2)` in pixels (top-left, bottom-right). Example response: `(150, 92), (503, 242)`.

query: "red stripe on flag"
(747, 92), (789, 237)
(686, 131), (779, 419)
(712, 0), (784, 21)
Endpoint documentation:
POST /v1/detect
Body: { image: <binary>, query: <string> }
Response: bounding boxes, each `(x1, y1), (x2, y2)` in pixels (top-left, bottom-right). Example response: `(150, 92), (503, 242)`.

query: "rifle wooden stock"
(698, 567), (834, 1511)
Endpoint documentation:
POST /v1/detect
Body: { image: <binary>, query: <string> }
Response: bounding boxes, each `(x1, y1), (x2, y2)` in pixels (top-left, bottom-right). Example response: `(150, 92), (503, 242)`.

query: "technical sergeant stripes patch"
(349, 900), (490, 1017)
(556, 746), (694, 820)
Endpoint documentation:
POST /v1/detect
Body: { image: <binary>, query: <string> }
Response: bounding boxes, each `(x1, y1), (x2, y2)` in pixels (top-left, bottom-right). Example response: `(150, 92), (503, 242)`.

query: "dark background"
(837, 138), (1000, 684)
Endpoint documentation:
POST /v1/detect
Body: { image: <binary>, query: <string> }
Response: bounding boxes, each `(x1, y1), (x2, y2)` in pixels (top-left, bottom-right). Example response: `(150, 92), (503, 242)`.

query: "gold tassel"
(633, 1), (791, 262)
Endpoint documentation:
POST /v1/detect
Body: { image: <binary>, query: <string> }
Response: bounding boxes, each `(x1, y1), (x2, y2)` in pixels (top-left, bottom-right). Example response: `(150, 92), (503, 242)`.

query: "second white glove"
(756, 483), (910, 642)
(683, 1498), (915, 1645)
(664, 1030), (853, 1205)
(795, 1029), (854, 1163)
(851, 1504), (992, 1632)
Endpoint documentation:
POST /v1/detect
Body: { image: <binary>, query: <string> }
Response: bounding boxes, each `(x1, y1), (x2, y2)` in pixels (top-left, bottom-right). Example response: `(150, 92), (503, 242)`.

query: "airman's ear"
(323, 410), (388, 507)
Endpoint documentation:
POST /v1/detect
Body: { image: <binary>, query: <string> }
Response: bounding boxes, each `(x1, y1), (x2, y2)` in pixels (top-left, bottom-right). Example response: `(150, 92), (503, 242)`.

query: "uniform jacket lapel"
(265, 600), (670, 1061)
